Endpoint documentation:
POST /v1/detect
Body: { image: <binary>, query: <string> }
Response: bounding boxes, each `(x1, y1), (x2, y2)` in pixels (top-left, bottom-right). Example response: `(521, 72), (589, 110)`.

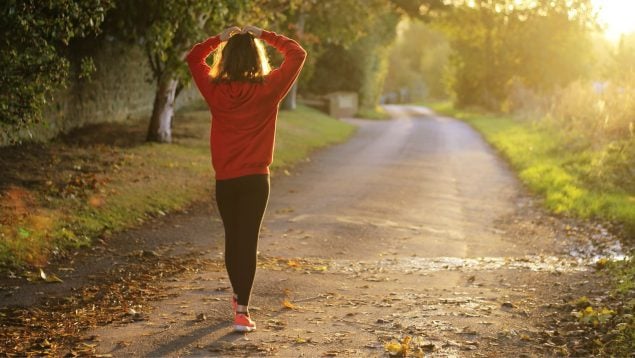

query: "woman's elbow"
(186, 43), (206, 62)
(296, 48), (308, 62)
(185, 52), (195, 65)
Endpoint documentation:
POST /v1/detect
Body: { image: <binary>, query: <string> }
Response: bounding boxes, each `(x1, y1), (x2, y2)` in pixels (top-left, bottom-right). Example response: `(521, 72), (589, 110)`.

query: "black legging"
(215, 174), (270, 306)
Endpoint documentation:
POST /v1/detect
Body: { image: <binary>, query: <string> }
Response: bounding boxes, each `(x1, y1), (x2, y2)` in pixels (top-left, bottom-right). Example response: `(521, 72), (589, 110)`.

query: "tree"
(389, 0), (446, 18)
(250, 0), (389, 110)
(384, 19), (450, 101)
(306, 44), (364, 95)
(608, 34), (635, 83)
(303, 0), (450, 110)
(0, 0), (112, 142)
(106, 0), (247, 143)
(438, 0), (596, 110)
(353, 10), (401, 110)
(242, 0), (448, 111)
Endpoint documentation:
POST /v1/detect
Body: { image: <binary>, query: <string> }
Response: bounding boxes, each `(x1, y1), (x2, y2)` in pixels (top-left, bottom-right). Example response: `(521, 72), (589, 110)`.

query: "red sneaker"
(234, 313), (256, 332)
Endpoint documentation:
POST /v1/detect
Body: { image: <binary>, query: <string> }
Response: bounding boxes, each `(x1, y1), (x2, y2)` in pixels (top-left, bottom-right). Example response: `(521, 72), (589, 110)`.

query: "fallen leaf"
(402, 336), (412, 355)
(88, 195), (105, 208)
(40, 269), (64, 283)
(595, 257), (609, 270)
(287, 260), (300, 268)
(142, 250), (160, 258)
(282, 299), (296, 310)
(385, 336), (411, 357)
(18, 227), (31, 239)
(385, 341), (403, 356)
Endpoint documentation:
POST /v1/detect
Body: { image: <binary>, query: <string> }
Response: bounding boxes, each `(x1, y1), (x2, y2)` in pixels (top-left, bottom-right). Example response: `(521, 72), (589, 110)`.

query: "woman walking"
(186, 25), (306, 332)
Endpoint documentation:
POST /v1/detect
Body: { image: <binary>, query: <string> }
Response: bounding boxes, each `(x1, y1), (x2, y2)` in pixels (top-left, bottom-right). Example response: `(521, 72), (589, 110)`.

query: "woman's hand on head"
(219, 26), (241, 41)
(242, 25), (263, 38)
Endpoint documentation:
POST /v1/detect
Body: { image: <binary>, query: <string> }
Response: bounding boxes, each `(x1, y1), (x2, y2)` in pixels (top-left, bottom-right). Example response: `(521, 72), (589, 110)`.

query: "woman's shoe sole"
(234, 324), (256, 332)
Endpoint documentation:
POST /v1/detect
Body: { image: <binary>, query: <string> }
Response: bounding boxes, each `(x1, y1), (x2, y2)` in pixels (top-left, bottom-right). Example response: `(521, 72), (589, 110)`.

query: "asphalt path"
(86, 105), (590, 356)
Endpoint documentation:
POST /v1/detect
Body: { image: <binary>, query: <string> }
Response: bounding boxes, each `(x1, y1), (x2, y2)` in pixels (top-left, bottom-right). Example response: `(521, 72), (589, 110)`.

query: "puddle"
(330, 255), (601, 274)
(568, 239), (626, 262)
(261, 250), (630, 275)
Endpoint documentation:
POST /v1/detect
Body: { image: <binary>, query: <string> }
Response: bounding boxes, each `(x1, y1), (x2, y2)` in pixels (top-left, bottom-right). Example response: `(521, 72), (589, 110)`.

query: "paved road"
(89, 105), (585, 356)
(262, 105), (523, 260)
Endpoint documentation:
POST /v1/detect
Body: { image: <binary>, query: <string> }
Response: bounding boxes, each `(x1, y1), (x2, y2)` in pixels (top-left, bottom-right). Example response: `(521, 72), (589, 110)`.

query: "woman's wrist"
(242, 25), (263, 38)
(219, 26), (241, 41)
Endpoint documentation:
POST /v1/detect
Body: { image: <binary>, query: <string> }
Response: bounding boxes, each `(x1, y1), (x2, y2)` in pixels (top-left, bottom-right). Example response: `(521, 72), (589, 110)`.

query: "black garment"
(215, 174), (270, 306)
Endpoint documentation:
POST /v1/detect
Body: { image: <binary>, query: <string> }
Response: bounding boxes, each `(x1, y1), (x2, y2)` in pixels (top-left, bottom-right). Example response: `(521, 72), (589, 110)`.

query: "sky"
(593, 0), (635, 41)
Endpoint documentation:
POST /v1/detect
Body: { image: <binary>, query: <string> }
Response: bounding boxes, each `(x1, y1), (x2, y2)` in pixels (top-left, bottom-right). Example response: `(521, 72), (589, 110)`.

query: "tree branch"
(175, 81), (184, 98)
(146, 48), (159, 79)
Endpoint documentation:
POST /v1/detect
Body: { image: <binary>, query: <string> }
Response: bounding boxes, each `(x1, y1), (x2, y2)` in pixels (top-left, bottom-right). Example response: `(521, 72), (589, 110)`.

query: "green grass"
(422, 100), (463, 117)
(274, 106), (357, 168)
(0, 105), (355, 268)
(422, 100), (635, 236)
(356, 106), (391, 120)
(605, 257), (635, 356)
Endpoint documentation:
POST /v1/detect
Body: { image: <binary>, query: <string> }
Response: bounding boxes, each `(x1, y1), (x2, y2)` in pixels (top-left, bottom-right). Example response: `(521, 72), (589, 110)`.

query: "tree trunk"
(280, 82), (298, 110)
(147, 76), (178, 143)
(280, 12), (305, 111)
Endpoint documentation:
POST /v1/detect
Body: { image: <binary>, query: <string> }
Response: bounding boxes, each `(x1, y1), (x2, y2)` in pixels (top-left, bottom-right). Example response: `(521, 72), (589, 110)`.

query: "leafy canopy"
(105, 0), (248, 85)
(438, 0), (597, 110)
(0, 0), (112, 134)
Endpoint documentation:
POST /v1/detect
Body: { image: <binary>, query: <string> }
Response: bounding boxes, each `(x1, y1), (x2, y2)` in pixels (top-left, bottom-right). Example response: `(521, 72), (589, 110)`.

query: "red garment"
(186, 31), (306, 180)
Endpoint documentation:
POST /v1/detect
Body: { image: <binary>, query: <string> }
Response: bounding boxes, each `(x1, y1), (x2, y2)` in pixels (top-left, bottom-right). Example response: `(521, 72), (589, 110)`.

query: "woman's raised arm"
(245, 26), (307, 101)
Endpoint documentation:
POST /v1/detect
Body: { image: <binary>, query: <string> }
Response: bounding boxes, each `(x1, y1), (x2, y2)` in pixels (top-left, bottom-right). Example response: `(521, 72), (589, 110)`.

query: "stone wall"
(1, 36), (199, 146)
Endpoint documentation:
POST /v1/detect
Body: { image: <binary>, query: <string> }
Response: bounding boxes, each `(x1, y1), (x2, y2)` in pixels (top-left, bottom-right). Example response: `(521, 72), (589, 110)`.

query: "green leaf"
(18, 227), (30, 239)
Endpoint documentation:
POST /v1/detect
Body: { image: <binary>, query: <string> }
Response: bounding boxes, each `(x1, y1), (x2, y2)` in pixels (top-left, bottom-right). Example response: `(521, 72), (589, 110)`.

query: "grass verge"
(423, 100), (635, 236)
(0, 105), (355, 268)
(356, 106), (391, 120)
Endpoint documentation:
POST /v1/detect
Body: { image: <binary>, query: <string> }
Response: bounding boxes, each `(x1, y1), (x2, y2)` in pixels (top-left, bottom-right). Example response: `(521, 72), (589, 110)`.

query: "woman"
(186, 25), (306, 332)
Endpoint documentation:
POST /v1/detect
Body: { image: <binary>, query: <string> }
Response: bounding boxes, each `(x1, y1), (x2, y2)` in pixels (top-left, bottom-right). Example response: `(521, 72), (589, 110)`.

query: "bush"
(547, 80), (635, 146)
(588, 140), (635, 193)
(0, 1), (113, 137)
(540, 80), (635, 194)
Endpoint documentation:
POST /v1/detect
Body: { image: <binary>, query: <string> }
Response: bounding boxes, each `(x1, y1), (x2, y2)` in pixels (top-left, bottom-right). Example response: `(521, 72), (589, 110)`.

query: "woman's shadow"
(143, 319), (246, 357)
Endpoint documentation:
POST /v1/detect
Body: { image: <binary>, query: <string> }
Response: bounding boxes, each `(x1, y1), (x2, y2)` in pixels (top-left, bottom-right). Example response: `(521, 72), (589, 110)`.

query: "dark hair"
(210, 33), (270, 83)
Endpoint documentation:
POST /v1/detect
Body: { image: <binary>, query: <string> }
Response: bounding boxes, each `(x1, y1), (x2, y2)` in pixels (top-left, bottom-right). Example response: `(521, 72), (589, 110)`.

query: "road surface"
(84, 105), (593, 356)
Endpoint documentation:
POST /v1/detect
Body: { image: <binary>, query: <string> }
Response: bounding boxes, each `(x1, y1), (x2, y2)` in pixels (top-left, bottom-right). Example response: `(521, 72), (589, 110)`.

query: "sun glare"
(593, 0), (635, 41)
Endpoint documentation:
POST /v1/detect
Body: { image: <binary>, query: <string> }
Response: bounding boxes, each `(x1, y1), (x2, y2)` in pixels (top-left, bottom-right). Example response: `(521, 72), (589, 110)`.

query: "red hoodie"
(186, 31), (307, 180)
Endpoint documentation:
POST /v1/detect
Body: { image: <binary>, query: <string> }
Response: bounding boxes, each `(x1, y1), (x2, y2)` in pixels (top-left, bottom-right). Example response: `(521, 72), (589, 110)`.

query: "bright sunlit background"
(593, 0), (635, 41)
